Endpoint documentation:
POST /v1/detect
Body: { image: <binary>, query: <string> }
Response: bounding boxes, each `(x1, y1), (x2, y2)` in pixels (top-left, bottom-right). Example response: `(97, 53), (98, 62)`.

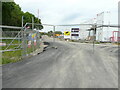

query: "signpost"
(64, 31), (70, 36)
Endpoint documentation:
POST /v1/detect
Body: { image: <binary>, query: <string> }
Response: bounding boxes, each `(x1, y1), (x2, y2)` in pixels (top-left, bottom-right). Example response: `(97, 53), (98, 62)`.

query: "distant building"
(96, 11), (118, 42)
(84, 11), (119, 42)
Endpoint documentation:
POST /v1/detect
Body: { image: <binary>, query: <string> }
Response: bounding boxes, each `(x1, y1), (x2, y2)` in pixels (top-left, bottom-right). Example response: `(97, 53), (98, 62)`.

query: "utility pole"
(51, 25), (58, 49)
(38, 9), (39, 19)
(32, 17), (34, 30)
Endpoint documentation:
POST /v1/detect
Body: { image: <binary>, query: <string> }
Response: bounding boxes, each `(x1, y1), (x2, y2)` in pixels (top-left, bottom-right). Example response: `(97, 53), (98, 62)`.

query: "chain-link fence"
(22, 23), (42, 57)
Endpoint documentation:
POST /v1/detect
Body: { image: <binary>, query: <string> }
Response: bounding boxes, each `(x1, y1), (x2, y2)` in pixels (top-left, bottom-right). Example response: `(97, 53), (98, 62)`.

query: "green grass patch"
(1, 39), (41, 64)
(0, 39), (22, 50)
(27, 47), (34, 54)
(2, 39), (21, 44)
(95, 42), (100, 44)
(1, 45), (21, 50)
(2, 50), (22, 64)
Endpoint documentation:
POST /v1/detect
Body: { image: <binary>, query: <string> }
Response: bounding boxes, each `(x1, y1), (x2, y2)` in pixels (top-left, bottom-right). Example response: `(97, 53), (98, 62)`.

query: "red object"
(28, 41), (31, 48)
(34, 40), (37, 46)
(26, 26), (30, 29)
(110, 31), (120, 42)
(28, 45), (31, 48)
(34, 42), (36, 46)
(0, 42), (6, 46)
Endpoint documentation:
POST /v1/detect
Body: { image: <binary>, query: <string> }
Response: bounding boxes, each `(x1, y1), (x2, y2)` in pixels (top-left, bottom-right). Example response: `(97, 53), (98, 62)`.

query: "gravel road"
(2, 37), (118, 88)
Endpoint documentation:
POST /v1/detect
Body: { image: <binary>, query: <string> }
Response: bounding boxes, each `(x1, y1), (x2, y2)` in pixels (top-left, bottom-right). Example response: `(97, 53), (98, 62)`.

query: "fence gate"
(1, 25), (22, 64)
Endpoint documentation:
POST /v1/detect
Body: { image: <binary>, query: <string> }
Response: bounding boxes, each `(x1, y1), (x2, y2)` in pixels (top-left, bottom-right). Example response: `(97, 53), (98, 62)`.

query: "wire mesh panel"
(22, 28), (41, 57)
(21, 23), (55, 57)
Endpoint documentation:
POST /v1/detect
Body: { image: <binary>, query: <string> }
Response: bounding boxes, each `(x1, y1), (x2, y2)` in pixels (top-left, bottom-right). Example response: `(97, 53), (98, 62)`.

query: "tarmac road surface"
(2, 37), (118, 88)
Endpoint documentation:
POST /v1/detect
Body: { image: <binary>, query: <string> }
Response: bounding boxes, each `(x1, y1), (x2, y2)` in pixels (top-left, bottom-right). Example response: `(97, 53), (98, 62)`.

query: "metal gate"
(1, 25), (22, 64)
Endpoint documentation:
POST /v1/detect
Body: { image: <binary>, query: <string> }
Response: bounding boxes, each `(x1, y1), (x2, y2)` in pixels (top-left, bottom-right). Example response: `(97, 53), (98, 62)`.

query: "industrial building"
(96, 11), (119, 42)
(62, 11), (119, 42)
(84, 11), (119, 42)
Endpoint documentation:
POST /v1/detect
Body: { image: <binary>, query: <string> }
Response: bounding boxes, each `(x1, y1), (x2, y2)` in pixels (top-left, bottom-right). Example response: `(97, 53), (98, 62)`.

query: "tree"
(47, 31), (53, 37)
(55, 31), (62, 34)
(2, 2), (43, 30)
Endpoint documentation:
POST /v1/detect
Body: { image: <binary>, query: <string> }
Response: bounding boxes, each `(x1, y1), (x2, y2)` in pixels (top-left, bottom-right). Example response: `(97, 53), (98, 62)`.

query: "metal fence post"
(37, 32), (40, 49)
(21, 28), (25, 57)
(32, 17), (34, 52)
(53, 26), (55, 43)
(93, 24), (96, 53)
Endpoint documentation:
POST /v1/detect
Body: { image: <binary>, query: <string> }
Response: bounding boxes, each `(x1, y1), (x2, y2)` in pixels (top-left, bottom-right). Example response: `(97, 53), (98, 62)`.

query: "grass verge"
(2, 50), (22, 64)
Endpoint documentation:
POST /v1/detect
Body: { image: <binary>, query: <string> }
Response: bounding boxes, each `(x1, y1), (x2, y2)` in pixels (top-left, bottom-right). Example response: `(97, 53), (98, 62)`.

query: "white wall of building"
(71, 33), (80, 40)
(96, 27), (118, 42)
(79, 25), (90, 40)
(96, 11), (118, 42)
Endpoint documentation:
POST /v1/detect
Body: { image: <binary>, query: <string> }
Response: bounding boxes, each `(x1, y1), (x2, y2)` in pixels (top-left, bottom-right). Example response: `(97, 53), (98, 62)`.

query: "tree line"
(2, 2), (43, 30)
(40, 31), (63, 37)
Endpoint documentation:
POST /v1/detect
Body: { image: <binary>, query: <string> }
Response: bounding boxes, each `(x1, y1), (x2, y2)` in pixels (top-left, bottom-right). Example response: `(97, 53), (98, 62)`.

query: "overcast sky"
(14, 0), (119, 25)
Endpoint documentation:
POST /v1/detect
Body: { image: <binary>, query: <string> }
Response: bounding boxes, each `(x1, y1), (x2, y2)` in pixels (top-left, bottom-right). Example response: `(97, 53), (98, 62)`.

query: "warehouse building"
(96, 11), (119, 42)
